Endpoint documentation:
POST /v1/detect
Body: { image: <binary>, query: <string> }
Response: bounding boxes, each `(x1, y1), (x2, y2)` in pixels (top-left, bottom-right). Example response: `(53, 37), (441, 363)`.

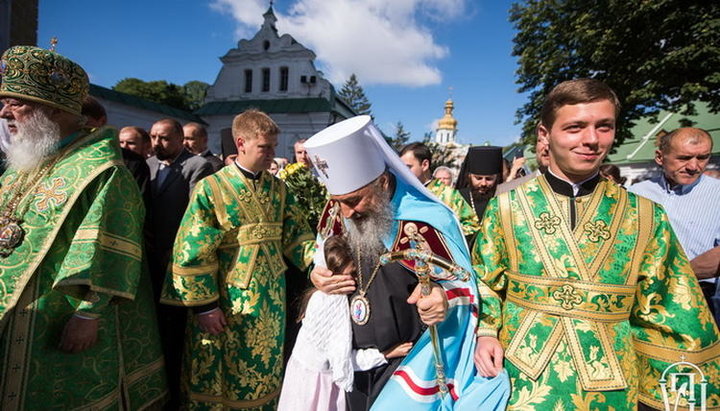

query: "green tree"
(338, 74), (372, 117)
(422, 132), (457, 171)
(511, 0), (720, 146)
(114, 78), (192, 111)
(183, 80), (210, 111)
(388, 121), (411, 150)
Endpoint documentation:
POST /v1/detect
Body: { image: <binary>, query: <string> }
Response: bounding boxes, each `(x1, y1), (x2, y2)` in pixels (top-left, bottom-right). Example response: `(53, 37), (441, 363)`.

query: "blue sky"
(38, 0), (527, 147)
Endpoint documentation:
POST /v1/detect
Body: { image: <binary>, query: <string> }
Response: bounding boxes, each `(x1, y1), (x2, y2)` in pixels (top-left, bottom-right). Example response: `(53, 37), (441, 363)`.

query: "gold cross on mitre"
(313, 155), (329, 178)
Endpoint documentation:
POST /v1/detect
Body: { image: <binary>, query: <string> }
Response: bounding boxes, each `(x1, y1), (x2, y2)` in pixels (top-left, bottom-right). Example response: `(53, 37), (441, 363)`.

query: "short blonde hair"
(232, 109), (280, 141)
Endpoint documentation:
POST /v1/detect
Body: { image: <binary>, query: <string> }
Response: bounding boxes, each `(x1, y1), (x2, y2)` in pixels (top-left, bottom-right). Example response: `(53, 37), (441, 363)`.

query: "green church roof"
(607, 102), (720, 165)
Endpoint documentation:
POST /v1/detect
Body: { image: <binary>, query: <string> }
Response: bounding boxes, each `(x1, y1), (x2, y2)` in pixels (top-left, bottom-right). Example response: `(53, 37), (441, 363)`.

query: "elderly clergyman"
(0, 45), (166, 409)
(306, 116), (509, 410)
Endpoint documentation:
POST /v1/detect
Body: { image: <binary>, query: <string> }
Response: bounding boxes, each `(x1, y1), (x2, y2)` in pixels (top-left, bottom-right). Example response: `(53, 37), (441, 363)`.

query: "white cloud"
(210, 0), (469, 87)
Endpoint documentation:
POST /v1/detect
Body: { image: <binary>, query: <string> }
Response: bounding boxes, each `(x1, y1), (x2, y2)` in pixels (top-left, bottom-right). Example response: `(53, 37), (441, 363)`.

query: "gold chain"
(1, 153), (64, 220)
(1, 173), (31, 217)
(355, 254), (382, 297)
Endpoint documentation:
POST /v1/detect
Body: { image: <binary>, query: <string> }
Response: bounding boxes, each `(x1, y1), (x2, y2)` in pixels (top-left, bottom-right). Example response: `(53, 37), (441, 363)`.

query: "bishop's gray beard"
(5, 108), (61, 171)
(345, 191), (393, 269)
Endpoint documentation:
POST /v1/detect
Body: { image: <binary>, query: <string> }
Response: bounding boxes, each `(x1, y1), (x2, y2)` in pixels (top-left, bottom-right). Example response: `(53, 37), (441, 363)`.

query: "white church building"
(90, 5), (355, 160)
(196, 6), (355, 159)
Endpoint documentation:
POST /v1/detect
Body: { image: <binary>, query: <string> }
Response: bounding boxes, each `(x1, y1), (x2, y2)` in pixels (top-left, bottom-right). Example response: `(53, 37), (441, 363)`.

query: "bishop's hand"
(310, 265), (356, 295)
(407, 282), (448, 326)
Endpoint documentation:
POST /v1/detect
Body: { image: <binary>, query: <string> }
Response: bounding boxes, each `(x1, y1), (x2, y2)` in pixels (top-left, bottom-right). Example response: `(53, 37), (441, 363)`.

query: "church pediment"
(208, 5), (331, 103)
(224, 34), (314, 62)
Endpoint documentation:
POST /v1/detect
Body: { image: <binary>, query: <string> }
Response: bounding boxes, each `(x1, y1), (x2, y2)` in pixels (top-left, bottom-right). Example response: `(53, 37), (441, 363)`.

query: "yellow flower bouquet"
(278, 163), (328, 233)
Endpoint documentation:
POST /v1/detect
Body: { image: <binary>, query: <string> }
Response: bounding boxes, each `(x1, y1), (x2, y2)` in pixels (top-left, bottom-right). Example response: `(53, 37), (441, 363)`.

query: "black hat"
(455, 146), (503, 189)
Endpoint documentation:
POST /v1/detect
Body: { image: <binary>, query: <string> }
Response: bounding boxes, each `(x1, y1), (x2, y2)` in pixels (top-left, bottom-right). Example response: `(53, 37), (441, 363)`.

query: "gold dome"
(437, 98), (457, 130)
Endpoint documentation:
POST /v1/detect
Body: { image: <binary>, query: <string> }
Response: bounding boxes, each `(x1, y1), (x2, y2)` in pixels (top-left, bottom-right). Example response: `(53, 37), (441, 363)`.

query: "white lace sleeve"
(302, 292), (355, 392)
(351, 348), (387, 371)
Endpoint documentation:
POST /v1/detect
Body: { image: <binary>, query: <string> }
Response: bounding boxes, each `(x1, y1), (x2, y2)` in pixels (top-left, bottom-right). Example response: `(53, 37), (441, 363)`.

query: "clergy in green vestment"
(399, 142), (480, 239)
(426, 178), (479, 234)
(0, 46), (167, 409)
(472, 79), (720, 410)
(161, 109), (316, 410)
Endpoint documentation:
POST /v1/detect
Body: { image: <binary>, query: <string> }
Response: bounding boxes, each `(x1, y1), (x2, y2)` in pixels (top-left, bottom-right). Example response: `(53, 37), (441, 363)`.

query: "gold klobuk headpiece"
(0, 43), (89, 115)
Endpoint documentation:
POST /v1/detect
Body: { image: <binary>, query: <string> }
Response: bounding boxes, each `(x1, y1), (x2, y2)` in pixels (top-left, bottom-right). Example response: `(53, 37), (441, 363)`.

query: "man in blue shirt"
(629, 127), (720, 322)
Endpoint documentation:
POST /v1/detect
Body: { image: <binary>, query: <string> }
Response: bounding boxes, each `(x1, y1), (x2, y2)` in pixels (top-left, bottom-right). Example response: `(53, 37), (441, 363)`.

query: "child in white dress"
(278, 236), (412, 411)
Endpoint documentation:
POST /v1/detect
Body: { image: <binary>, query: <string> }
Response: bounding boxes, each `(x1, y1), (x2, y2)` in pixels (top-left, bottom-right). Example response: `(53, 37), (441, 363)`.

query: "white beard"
(5, 109), (61, 171)
(345, 189), (393, 266)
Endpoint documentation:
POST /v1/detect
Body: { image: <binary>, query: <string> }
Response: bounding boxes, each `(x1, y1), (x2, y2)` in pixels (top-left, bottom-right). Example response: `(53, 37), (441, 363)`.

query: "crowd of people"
(0, 46), (719, 411)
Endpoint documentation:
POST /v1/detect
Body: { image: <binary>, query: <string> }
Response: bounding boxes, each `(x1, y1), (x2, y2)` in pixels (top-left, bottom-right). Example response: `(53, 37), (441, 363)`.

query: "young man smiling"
(472, 79), (720, 410)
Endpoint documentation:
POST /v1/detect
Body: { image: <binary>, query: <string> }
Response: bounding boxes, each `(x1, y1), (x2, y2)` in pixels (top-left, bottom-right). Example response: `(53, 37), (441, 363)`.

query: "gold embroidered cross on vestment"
(34, 177), (68, 211)
(552, 284), (583, 310)
(583, 220), (611, 242)
(534, 212), (561, 235)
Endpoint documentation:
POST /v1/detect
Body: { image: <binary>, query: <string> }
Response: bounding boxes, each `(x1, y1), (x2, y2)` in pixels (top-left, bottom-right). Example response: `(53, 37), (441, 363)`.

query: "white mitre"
(305, 115), (452, 203)
(304, 115), (387, 195)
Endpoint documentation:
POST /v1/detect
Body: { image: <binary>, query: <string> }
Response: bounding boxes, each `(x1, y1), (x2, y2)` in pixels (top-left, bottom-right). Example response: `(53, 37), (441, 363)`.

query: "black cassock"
(346, 261), (426, 411)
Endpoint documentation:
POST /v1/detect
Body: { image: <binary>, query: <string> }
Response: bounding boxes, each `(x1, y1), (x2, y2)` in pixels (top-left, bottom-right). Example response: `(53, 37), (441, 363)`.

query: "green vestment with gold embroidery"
(473, 175), (720, 410)
(161, 165), (315, 410)
(0, 127), (167, 410)
(426, 178), (480, 238)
